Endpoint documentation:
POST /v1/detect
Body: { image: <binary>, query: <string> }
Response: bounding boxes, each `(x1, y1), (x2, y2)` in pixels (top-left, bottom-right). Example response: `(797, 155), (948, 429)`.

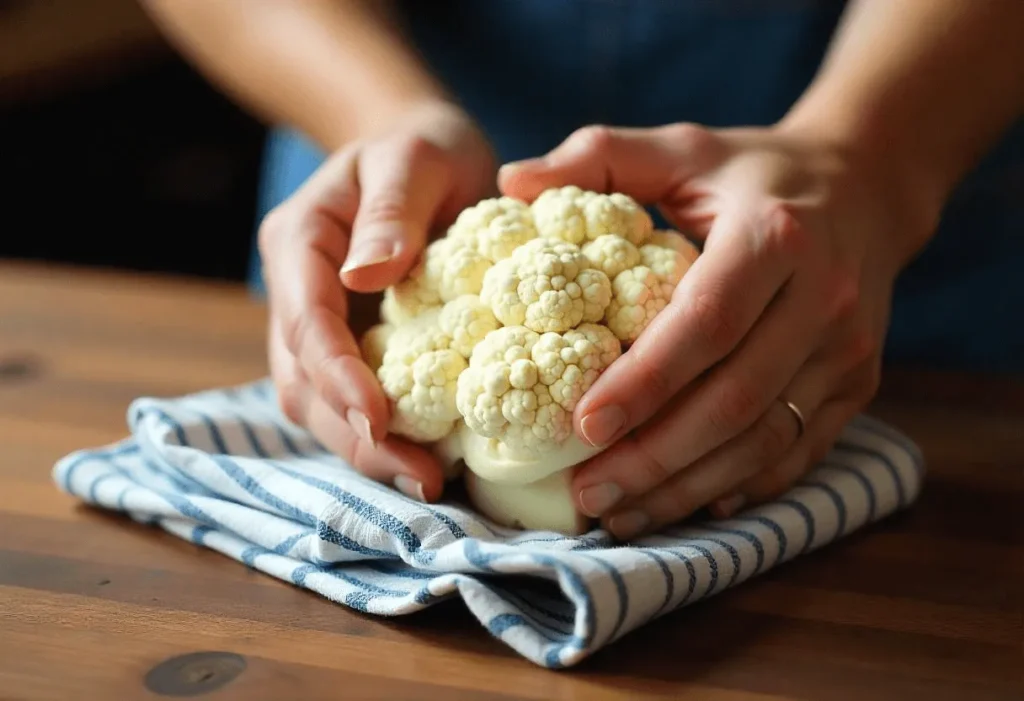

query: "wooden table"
(1, 260), (1021, 701)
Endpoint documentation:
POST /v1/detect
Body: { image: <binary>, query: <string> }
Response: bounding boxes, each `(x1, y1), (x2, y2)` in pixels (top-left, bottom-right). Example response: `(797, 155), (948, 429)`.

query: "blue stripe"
(208, 454), (318, 524)
(59, 443), (139, 492)
(271, 461), (425, 559)
(648, 547), (699, 607)
(580, 554), (629, 644)
(691, 536), (743, 587)
(87, 473), (118, 503)
(147, 407), (189, 446)
(191, 525), (213, 544)
(779, 498), (817, 554)
(803, 479), (847, 539)
(701, 525), (767, 575)
(233, 414), (271, 458)
(822, 461), (877, 522)
(635, 550), (674, 614)
(834, 440), (906, 507)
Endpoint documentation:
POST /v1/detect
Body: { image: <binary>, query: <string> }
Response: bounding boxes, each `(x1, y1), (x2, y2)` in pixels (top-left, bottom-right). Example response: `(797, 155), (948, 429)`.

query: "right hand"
(258, 100), (496, 502)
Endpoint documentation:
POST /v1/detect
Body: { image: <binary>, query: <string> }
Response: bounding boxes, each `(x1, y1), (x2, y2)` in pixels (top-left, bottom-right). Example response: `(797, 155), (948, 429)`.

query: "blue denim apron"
(249, 0), (1023, 374)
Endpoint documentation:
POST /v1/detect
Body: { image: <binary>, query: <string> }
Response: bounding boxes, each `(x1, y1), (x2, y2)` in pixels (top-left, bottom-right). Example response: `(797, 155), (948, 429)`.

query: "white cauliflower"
(360, 323), (394, 372)
(446, 196), (538, 261)
(365, 188), (700, 533)
(581, 234), (641, 279)
(604, 265), (669, 344)
(480, 238), (611, 333)
(650, 229), (701, 265)
(455, 323), (621, 457)
(438, 295), (500, 358)
(531, 185), (653, 246)
(436, 240), (491, 302)
(376, 320), (463, 441)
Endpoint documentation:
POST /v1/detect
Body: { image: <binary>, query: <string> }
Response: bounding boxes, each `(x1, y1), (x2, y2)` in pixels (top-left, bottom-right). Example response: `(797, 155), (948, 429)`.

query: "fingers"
(498, 122), (721, 203)
(260, 149), (390, 442)
(305, 397), (447, 503)
(710, 399), (859, 517)
(342, 136), (453, 292)
(574, 349), (841, 537)
(575, 202), (804, 450)
(598, 398), (806, 539)
(269, 312), (445, 501)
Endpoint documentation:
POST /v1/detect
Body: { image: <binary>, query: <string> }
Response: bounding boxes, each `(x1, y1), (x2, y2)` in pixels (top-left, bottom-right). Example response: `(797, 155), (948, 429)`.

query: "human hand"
(258, 100), (496, 502)
(499, 123), (939, 539)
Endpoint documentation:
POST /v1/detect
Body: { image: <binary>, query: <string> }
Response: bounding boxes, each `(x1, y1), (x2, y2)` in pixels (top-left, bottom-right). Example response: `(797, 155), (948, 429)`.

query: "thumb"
(499, 123), (717, 203)
(342, 137), (452, 293)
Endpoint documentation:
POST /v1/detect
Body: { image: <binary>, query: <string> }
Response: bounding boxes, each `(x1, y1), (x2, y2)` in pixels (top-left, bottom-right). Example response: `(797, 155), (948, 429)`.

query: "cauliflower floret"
(649, 229), (701, 266)
(438, 295), (500, 358)
(380, 268), (442, 325)
(581, 234), (641, 279)
(447, 196), (538, 261)
(456, 324), (621, 456)
(604, 265), (670, 343)
(376, 319), (464, 441)
(479, 238), (612, 333)
(531, 186), (653, 246)
(638, 243), (689, 290)
(360, 324), (394, 372)
(437, 242), (492, 302)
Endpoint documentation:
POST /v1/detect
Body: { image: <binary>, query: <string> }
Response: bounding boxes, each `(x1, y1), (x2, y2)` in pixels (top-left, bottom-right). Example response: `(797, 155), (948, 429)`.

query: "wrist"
(776, 102), (945, 262)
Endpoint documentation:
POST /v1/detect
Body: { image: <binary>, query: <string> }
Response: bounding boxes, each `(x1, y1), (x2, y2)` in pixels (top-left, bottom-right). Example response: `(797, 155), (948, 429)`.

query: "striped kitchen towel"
(52, 378), (925, 669)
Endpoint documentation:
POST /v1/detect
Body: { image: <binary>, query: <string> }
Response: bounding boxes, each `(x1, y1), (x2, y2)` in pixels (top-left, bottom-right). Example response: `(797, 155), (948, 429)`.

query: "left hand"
(499, 122), (939, 540)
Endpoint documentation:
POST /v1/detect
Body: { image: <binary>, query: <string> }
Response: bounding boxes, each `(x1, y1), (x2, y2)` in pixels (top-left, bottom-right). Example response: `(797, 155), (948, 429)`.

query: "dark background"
(1, 0), (267, 283)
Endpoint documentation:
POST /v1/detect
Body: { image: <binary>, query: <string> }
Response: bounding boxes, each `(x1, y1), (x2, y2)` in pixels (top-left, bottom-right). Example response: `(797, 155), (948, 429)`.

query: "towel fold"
(53, 379), (924, 669)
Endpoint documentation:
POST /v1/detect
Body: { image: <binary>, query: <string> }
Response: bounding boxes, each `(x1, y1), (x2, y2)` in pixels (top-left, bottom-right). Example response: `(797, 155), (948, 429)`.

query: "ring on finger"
(777, 398), (807, 438)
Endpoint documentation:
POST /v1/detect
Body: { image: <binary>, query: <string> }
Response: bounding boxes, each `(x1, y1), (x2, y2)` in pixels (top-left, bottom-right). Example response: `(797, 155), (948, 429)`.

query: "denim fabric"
(249, 0), (1023, 373)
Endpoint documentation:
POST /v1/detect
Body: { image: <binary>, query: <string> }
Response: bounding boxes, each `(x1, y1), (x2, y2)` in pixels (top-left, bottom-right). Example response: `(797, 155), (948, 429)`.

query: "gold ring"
(780, 399), (806, 438)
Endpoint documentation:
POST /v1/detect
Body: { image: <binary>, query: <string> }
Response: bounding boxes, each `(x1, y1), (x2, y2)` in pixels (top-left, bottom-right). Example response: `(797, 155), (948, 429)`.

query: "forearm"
(781, 0), (1024, 218)
(140, 0), (448, 151)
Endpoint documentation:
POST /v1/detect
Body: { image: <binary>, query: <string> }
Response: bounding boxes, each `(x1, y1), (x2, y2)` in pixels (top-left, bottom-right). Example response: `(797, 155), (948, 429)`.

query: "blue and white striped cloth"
(53, 379), (925, 669)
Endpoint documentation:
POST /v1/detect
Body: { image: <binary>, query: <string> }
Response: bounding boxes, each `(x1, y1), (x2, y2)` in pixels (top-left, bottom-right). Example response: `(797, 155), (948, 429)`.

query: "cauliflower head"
(365, 187), (699, 455)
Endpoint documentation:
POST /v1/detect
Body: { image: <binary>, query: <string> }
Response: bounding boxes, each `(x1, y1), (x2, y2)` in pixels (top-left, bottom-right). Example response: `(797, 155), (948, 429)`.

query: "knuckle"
(662, 122), (715, 155)
(571, 124), (617, 153)
(628, 345), (673, 403)
(359, 192), (411, 227)
(690, 290), (743, 354)
(711, 377), (765, 435)
(398, 134), (445, 165)
(847, 326), (879, 366)
(823, 269), (861, 322)
(754, 411), (794, 461)
(759, 201), (809, 259)
(633, 436), (675, 487)
(276, 381), (306, 427)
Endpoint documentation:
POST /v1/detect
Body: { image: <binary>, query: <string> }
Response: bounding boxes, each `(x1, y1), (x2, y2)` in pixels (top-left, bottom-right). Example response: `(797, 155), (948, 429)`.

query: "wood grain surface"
(1, 260), (1021, 701)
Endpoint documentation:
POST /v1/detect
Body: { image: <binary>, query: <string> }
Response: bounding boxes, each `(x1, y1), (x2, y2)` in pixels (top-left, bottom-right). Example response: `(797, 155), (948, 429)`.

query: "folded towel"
(53, 379), (924, 669)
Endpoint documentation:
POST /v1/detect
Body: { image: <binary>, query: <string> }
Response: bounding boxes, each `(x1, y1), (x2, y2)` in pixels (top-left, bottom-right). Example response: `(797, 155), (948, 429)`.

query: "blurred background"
(1, 0), (266, 282)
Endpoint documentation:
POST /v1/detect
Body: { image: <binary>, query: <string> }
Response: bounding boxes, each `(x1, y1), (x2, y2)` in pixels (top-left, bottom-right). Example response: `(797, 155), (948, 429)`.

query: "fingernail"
(394, 474), (426, 502)
(498, 161), (530, 177)
(579, 405), (626, 447)
(346, 408), (376, 448)
(712, 494), (746, 519)
(341, 240), (395, 273)
(578, 483), (623, 517)
(608, 510), (649, 540)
